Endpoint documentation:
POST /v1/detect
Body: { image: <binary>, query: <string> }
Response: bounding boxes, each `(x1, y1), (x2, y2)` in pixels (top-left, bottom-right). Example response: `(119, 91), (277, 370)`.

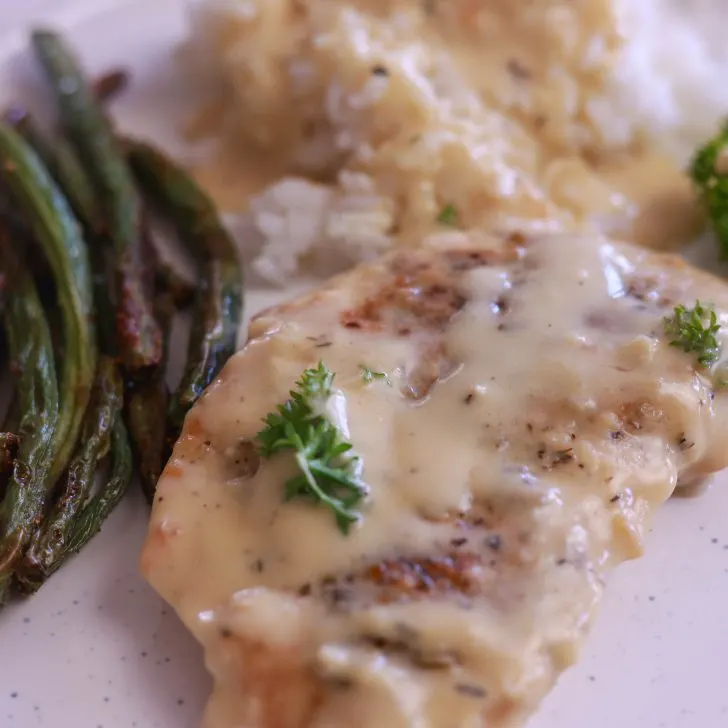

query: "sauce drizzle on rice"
(183, 0), (728, 284)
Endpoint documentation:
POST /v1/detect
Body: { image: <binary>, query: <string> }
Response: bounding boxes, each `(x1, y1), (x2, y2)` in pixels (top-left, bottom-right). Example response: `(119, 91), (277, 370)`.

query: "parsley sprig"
(436, 203), (459, 227)
(257, 362), (367, 534)
(663, 301), (722, 366)
(360, 365), (390, 385)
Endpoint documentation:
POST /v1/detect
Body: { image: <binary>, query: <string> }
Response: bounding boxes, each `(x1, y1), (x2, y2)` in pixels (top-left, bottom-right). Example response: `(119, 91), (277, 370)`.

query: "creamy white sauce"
(143, 233), (728, 728)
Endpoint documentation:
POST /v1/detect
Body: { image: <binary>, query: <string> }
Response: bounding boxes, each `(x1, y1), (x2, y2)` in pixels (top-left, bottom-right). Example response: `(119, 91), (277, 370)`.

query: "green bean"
(126, 138), (242, 440)
(0, 433), (20, 494)
(126, 291), (173, 504)
(65, 417), (132, 555)
(5, 106), (100, 233)
(156, 263), (196, 309)
(0, 230), (59, 600)
(0, 121), (96, 488)
(17, 356), (123, 591)
(31, 29), (161, 373)
(92, 69), (130, 105)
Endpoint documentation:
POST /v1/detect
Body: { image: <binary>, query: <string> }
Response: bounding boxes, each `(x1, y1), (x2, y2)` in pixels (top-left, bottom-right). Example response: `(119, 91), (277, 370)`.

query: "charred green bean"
(126, 139), (242, 440)
(17, 356), (123, 590)
(31, 29), (161, 373)
(0, 231), (59, 600)
(0, 120), (96, 488)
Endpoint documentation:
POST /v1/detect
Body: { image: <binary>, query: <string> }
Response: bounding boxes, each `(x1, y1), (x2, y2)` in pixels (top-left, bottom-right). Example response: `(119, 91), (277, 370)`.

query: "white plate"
(1, 1), (728, 727)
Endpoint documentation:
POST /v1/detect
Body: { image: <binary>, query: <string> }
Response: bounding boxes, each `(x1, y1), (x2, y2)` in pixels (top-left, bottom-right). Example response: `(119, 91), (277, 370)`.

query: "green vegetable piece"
(0, 433), (20, 496)
(31, 29), (161, 373)
(17, 355), (123, 591)
(65, 417), (133, 554)
(92, 69), (130, 105)
(155, 263), (195, 309)
(0, 120), (96, 488)
(690, 120), (728, 257)
(125, 138), (243, 440)
(360, 366), (390, 385)
(6, 107), (100, 233)
(0, 232), (60, 600)
(663, 301), (722, 366)
(257, 362), (368, 534)
(126, 292), (174, 504)
(437, 203), (459, 227)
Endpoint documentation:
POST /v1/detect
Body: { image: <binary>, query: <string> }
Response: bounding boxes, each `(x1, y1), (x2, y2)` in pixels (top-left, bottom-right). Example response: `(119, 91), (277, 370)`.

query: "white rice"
(184, 0), (728, 285)
(605, 0), (728, 163)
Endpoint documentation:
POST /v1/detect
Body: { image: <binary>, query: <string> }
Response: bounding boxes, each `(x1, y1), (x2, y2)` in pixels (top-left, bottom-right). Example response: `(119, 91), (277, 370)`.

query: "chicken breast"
(142, 232), (728, 728)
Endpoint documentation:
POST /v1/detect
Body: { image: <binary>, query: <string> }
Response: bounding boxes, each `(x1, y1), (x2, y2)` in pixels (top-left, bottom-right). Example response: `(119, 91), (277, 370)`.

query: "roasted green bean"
(0, 230), (59, 600)
(17, 356), (123, 591)
(65, 417), (133, 555)
(126, 139), (242, 441)
(92, 69), (130, 106)
(0, 121), (96, 488)
(126, 291), (173, 504)
(5, 107), (100, 233)
(31, 29), (161, 373)
(156, 263), (196, 309)
(0, 433), (20, 492)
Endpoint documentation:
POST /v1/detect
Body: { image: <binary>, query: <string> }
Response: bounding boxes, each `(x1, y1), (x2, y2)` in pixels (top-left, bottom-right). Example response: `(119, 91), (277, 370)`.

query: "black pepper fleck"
(454, 683), (487, 699)
(463, 393), (474, 404)
(552, 449), (574, 464)
(486, 535), (502, 551)
(450, 537), (468, 547)
(507, 58), (532, 80)
(371, 65), (389, 76)
(609, 494), (620, 503)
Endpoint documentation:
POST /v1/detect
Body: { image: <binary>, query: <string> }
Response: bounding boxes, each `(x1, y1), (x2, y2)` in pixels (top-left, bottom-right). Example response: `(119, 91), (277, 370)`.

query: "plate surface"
(1, 1), (728, 727)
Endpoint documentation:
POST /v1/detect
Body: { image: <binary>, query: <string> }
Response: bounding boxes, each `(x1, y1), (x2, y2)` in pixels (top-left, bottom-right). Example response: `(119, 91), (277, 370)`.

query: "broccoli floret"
(690, 120), (728, 258)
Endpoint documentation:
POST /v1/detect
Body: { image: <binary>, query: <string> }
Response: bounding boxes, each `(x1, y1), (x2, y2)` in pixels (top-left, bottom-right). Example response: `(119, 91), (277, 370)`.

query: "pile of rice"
(184, 0), (728, 285)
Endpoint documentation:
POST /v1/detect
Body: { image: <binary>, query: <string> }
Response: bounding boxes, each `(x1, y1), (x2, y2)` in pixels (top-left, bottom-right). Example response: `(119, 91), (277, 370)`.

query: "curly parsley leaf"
(360, 365), (391, 385)
(436, 203), (459, 227)
(663, 301), (722, 366)
(257, 362), (367, 534)
(690, 120), (728, 258)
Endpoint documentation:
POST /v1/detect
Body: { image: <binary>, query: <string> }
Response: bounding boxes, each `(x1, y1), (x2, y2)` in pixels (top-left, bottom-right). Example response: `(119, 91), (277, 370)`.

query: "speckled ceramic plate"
(1, 1), (727, 727)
